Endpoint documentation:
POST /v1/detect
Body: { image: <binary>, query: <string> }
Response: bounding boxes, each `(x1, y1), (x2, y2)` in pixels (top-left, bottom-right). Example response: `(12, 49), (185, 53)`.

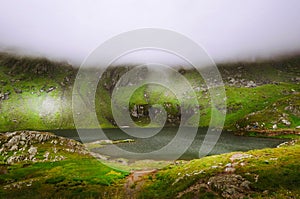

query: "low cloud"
(0, 0), (300, 65)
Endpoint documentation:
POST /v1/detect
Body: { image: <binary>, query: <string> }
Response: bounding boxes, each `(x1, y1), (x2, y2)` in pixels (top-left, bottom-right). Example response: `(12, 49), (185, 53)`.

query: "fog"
(1, 0), (300, 65)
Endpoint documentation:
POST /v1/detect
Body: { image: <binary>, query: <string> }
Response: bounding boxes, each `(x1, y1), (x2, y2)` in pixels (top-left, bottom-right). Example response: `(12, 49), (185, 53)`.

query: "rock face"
(0, 131), (88, 164)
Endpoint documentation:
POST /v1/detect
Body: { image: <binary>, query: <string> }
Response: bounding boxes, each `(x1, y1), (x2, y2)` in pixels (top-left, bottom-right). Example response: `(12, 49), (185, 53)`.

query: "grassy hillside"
(0, 131), (129, 198)
(138, 139), (300, 198)
(0, 52), (299, 132)
(0, 53), (76, 131)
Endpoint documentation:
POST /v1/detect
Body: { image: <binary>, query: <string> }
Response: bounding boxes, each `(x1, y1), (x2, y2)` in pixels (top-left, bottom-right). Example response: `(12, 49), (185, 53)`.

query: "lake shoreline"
(235, 129), (300, 137)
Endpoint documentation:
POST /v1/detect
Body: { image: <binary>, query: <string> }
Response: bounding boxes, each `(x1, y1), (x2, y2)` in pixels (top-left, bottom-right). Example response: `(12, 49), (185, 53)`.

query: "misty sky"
(1, 0), (300, 65)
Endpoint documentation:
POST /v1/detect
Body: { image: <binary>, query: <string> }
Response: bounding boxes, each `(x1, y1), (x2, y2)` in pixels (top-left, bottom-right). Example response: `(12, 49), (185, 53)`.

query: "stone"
(46, 86), (56, 93)
(246, 80), (257, 88)
(281, 119), (291, 126)
(43, 151), (50, 161)
(28, 146), (37, 156)
(10, 145), (18, 151)
(225, 163), (232, 167)
(20, 133), (26, 141)
(6, 136), (20, 148)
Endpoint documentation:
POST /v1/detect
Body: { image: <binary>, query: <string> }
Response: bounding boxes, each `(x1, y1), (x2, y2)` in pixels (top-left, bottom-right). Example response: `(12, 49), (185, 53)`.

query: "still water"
(50, 127), (287, 160)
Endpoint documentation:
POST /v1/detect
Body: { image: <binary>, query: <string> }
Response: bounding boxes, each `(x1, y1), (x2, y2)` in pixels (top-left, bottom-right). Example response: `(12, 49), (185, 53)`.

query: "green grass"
(0, 58), (76, 132)
(3, 136), (298, 198)
(0, 53), (299, 132)
(139, 139), (300, 198)
(225, 84), (299, 129)
(236, 92), (300, 130)
(0, 135), (129, 199)
(0, 158), (129, 198)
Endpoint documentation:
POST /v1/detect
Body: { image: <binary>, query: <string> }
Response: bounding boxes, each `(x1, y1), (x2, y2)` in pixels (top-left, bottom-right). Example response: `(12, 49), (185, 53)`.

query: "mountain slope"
(0, 53), (299, 133)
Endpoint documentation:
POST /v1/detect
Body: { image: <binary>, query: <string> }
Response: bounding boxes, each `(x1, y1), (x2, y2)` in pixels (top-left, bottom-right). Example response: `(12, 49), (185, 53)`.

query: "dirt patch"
(124, 169), (157, 198)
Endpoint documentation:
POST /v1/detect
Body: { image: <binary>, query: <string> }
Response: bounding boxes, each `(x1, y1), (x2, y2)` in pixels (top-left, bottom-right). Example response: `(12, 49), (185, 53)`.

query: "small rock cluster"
(227, 77), (258, 88)
(208, 174), (251, 198)
(277, 139), (298, 148)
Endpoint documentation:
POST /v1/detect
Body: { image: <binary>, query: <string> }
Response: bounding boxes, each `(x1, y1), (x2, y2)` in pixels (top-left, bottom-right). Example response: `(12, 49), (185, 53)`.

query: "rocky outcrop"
(208, 174), (251, 198)
(0, 131), (88, 164)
